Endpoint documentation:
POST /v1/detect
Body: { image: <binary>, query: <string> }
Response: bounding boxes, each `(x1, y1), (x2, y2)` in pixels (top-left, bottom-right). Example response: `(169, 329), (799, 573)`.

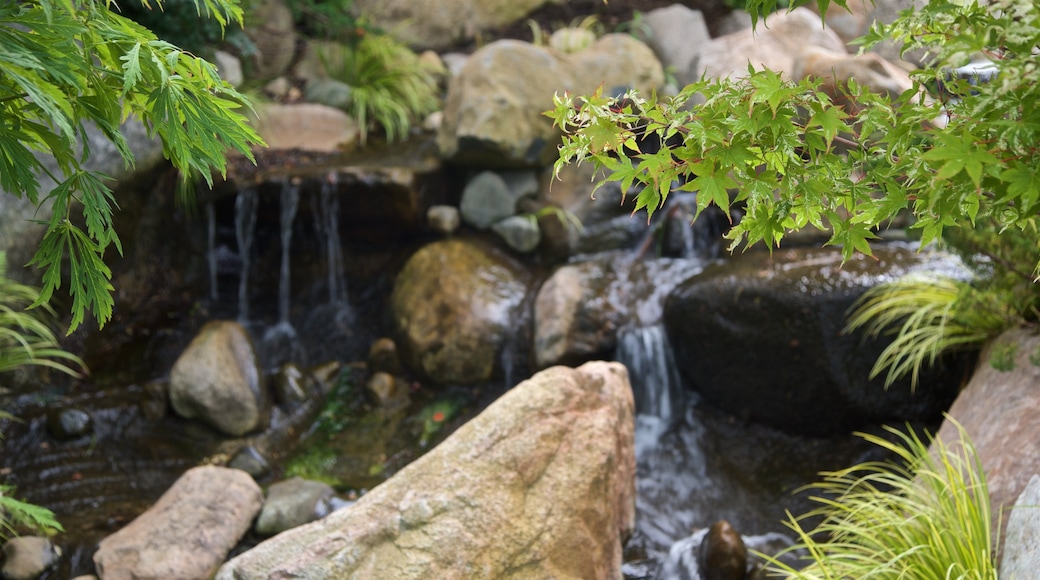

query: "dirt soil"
(481, 0), (734, 47)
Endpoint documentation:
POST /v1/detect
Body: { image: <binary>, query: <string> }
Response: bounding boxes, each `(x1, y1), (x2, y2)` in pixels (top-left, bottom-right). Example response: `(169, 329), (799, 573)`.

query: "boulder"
(243, 0), (296, 79)
(459, 170), (517, 229)
(793, 47), (914, 110)
(1001, 473), (1040, 579)
(640, 5), (713, 88)
(439, 35), (663, 168)
(216, 361), (636, 579)
(255, 477), (337, 536)
(935, 327), (1040, 549)
(1, 536), (58, 580)
(664, 245), (970, 435)
(93, 466), (262, 579)
(352, 0), (554, 51)
(391, 239), (530, 384)
(169, 320), (267, 436)
(692, 7), (847, 80)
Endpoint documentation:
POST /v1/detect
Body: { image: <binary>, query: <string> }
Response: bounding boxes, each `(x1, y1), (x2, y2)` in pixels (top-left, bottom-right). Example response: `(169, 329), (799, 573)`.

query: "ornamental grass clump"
(762, 420), (996, 579)
(320, 34), (440, 144)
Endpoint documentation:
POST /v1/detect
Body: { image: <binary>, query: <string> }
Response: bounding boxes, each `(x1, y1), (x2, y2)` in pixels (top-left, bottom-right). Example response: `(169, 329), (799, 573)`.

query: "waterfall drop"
(319, 174), (348, 305)
(206, 200), (218, 302)
(616, 324), (685, 424)
(234, 186), (259, 323)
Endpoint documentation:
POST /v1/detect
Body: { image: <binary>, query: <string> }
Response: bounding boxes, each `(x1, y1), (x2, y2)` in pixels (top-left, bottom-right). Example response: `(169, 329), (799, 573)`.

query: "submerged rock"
(216, 361), (636, 579)
(93, 465), (262, 579)
(664, 245), (969, 436)
(169, 320), (267, 437)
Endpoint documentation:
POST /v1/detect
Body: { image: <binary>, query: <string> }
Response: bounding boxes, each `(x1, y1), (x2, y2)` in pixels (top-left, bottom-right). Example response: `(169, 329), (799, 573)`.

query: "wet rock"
(439, 35), (662, 167)
(272, 363), (308, 407)
(252, 103), (360, 153)
(936, 327), (1040, 548)
(534, 260), (625, 368)
(353, 0), (554, 51)
(45, 408), (92, 439)
(391, 239), (530, 384)
(698, 521), (747, 580)
(304, 78), (354, 111)
(1000, 473), (1040, 579)
(692, 8), (847, 81)
(661, 528), (797, 580)
(427, 205), (461, 235)
(492, 215), (541, 253)
(1, 536), (59, 580)
(94, 465), (262, 579)
(255, 477), (337, 536)
(216, 361), (636, 579)
(664, 245), (969, 436)
(365, 371), (409, 407)
(459, 171), (516, 229)
(368, 338), (404, 376)
(229, 446), (271, 480)
(169, 320), (268, 437)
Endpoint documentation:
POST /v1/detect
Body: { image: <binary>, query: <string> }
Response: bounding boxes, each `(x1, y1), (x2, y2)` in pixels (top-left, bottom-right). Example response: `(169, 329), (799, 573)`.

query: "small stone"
(304, 78), (353, 110)
(46, 408), (93, 439)
(308, 361), (342, 394)
(365, 372), (402, 406)
(492, 215), (541, 253)
(214, 50), (244, 87)
(2, 536), (59, 580)
(228, 446), (271, 480)
(367, 338), (403, 375)
(272, 363), (308, 406)
(698, 520), (748, 580)
(255, 477), (336, 536)
(427, 205), (460, 235)
(264, 77), (292, 100)
(459, 171), (515, 230)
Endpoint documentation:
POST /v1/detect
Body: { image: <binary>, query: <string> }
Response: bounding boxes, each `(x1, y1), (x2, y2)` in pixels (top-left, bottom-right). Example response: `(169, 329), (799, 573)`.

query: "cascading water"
(206, 200), (218, 302)
(261, 179), (304, 367)
(234, 186), (259, 323)
(318, 174), (348, 305)
(616, 324), (684, 424)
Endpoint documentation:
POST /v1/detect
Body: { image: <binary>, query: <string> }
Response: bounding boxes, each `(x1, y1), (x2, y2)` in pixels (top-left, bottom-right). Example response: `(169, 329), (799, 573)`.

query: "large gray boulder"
(169, 320), (267, 436)
(216, 361), (636, 580)
(391, 238), (530, 384)
(1001, 474), (1040, 579)
(93, 466), (262, 579)
(664, 245), (969, 435)
(439, 35), (663, 168)
(935, 327), (1040, 550)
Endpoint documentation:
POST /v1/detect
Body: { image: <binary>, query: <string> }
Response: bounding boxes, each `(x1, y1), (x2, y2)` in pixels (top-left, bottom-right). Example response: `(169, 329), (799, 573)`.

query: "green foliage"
(320, 34), (439, 144)
(846, 275), (1018, 389)
(0, 252), (85, 377)
(547, 0), (1040, 275)
(109, 0), (230, 57)
(763, 420), (996, 579)
(0, 484), (64, 541)
(988, 341), (1017, 372)
(286, 0), (364, 42)
(1, 0), (264, 333)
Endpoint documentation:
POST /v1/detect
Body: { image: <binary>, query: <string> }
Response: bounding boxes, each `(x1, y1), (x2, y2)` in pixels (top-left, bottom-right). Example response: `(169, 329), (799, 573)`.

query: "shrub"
(320, 34), (439, 144)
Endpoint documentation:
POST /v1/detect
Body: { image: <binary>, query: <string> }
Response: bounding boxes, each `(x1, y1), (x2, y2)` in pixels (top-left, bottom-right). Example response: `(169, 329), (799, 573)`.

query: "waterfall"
(234, 186), (259, 323)
(616, 324), (685, 425)
(206, 200), (218, 302)
(318, 174), (348, 305)
(277, 179), (300, 324)
(261, 179), (304, 368)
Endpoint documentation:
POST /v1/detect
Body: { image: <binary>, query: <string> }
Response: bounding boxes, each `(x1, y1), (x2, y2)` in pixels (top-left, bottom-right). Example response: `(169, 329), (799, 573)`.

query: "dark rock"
(368, 338), (404, 376)
(698, 520), (747, 580)
(272, 363), (308, 407)
(46, 408), (93, 439)
(228, 446), (271, 480)
(664, 245), (970, 436)
(139, 379), (168, 420)
(255, 477), (337, 536)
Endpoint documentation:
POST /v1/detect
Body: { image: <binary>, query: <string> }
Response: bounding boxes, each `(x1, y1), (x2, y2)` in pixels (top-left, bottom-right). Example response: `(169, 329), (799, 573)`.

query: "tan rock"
(252, 103), (360, 153)
(216, 361), (636, 579)
(94, 466), (262, 579)
(935, 327), (1040, 548)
